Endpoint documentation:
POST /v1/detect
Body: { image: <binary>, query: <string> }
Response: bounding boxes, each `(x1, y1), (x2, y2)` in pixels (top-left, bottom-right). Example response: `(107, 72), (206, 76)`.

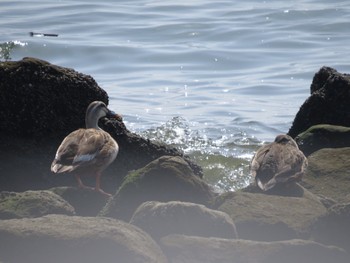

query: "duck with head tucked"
(250, 134), (307, 191)
(51, 101), (120, 197)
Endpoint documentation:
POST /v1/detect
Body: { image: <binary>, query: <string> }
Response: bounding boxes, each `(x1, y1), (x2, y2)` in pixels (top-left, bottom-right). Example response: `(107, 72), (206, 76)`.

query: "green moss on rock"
(99, 156), (214, 221)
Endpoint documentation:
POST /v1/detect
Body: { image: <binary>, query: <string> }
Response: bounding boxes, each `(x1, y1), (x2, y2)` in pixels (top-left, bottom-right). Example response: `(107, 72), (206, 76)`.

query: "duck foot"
(95, 188), (112, 198)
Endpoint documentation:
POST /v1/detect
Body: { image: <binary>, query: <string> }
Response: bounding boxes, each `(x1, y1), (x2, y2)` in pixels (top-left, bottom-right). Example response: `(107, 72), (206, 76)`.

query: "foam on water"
(140, 116), (261, 191)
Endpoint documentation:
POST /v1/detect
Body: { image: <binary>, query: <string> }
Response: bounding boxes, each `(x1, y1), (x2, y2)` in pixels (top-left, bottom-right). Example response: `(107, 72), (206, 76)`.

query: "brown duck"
(250, 134), (307, 191)
(51, 101), (119, 197)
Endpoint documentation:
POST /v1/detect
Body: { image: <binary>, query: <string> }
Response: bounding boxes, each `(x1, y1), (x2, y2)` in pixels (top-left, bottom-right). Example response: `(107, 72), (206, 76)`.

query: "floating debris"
(29, 32), (59, 37)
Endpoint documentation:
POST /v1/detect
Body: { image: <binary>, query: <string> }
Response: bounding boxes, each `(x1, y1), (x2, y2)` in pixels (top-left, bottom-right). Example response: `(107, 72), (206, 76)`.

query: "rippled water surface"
(2, 0), (350, 191)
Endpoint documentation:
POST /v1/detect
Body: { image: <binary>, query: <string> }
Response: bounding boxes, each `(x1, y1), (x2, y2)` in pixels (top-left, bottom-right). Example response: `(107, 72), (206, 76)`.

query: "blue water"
(2, 0), (350, 191)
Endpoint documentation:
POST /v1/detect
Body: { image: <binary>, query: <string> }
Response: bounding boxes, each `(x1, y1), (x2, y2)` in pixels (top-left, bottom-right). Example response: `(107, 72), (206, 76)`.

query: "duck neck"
(85, 115), (101, 130)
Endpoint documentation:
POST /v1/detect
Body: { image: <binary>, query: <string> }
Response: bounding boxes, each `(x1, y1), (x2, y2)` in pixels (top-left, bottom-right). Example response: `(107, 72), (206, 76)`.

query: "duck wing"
(51, 129), (109, 173)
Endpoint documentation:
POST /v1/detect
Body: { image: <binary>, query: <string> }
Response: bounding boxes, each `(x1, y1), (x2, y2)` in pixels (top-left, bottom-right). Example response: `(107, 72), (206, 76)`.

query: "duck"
(51, 101), (120, 197)
(250, 134), (307, 191)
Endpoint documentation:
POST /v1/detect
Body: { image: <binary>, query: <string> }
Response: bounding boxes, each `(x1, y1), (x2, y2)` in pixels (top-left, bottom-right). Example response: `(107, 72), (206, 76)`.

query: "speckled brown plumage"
(250, 134), (307, 191)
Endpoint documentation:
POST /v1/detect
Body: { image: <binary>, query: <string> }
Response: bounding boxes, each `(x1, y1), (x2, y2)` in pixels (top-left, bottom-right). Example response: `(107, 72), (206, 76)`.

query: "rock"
(288, 66), (350, 138)
(215, 184), (328, 241)
(301, 147), (350, 203)
(312, 203), (350, 253)
(49, 186), (109, 216)
(160, 234), (349, 263)
(0, 190), (75, 219)
(0, 57), (202, 193)
(0, 214), (167, 263)
(295, 124), (350, 156)
(99, 156), (214, 222)
(0, 57), (109, 137)
(130, 201), (237, 240)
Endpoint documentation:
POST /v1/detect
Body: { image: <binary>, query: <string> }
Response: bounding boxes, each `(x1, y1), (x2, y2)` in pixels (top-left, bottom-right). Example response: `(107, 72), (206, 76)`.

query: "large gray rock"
(0, 214), (167, 263)
(160, 234), (349, 263)
(0, 190), (75, 219)
(302, 147), (350, 203)
(130, 201), (237, 240)
(215, 184), (327, 241)
(99, 156), (214, 222)
(288, 66), (350, 138)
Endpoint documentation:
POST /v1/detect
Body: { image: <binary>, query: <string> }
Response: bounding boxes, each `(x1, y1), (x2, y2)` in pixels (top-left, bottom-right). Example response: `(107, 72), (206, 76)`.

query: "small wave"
(140, 116), (261, 192)
(0, 41), (27, 61)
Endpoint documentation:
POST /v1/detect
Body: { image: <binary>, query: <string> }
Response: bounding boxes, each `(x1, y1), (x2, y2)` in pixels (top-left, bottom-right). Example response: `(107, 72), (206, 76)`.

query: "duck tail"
(51, 162), (74, 174)
(257, 177), (277, 191)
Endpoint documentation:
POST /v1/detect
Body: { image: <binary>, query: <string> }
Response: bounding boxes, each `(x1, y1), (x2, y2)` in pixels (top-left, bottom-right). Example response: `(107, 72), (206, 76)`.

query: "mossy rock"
(0, 190), (75, 219)
(295, 124), (350, 156)
(215, 184), (327, 241)
(99, 156), (214, 221)
(302, 147), (350, 203)
(0, 214), (167, 263)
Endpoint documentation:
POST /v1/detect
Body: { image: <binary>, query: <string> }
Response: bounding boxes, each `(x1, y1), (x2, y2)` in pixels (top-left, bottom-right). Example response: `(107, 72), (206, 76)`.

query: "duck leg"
(95, 172), (112, 197)
(75, 174), (94, 190)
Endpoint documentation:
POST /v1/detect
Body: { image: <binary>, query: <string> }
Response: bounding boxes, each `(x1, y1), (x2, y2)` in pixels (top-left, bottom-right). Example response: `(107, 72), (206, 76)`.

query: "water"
(2, 0), (350, 191)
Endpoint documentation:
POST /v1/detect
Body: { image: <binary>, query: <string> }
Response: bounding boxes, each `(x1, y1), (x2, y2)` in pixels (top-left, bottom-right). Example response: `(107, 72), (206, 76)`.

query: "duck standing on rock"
(250, 134), (307, 191)
(51, 101), (120, 197)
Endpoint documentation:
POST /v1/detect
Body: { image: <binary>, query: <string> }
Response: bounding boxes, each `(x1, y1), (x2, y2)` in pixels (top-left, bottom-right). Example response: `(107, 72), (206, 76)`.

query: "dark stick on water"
(29, 32), (59, 37)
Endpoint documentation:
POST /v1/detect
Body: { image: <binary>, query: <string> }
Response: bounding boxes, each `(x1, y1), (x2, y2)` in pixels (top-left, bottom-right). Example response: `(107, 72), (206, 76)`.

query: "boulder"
(160, 234), (349, 263)
(0, 214), (167, 263)
(295, 124), (350, 156)
(0, 57), (108, 137)
(0, 190), (74, 219)
(312, 203), (350, 253)
(130, 201), (237, 240)
(0, 57), (202, 193)
(215, 184), (328, 241)
(288, 66), (350, 138)
(302, 147), (350, 203)
(99, 156), (214, 222)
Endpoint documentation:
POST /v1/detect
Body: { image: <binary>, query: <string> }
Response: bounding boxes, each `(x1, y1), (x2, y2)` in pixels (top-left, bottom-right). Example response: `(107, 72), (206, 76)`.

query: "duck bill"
(107, 110), (122, 121)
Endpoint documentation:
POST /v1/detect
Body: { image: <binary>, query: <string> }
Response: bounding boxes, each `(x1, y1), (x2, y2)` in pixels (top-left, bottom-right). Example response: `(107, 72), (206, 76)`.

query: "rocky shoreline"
(1, 58), (350, 262)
